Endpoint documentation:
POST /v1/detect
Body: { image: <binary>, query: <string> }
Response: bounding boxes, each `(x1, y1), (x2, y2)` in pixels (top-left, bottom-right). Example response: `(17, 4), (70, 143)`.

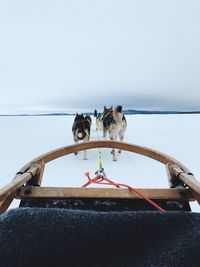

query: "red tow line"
(82, 171), (165, 212)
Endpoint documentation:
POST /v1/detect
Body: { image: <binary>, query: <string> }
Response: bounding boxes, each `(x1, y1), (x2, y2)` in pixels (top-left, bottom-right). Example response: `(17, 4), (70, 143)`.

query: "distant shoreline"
(1, 110), (200, 117)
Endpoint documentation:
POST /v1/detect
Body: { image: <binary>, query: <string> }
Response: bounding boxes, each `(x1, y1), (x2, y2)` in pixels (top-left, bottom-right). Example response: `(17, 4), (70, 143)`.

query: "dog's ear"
(116, 105), (122, 113)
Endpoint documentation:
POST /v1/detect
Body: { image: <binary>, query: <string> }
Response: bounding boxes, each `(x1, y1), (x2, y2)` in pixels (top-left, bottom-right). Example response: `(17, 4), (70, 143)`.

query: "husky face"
(72, 114), (91, 142)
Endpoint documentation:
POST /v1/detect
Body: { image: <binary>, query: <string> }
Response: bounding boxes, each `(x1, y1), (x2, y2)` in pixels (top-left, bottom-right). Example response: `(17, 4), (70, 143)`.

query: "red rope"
(82, 172), (165, 212)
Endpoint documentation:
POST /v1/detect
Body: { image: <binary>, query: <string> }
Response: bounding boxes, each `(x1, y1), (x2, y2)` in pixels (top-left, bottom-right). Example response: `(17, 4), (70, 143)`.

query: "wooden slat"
(171, 164), (200, 197)
(16, 186), (194, 201)
(28, 161), (45, 186)
(0, 165), (39, 202)
(0, 193), (15, 214)
(166, 164), (174, 188)
(29, 140), (186, 166)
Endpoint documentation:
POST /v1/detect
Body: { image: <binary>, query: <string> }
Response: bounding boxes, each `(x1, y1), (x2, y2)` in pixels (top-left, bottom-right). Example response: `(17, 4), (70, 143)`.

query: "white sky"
(0, 0), (200, 113)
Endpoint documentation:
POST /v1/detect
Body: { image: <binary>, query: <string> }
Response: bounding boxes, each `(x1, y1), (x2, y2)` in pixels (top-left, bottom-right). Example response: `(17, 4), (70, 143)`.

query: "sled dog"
(72, 113), (92, 160)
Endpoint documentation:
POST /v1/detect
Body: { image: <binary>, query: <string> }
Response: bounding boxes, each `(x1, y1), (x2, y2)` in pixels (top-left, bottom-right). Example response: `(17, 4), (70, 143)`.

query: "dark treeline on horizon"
(1, 109), (200, 117)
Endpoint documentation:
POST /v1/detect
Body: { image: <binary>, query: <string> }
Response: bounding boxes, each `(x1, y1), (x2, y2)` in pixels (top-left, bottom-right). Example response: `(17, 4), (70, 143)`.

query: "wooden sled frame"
(1, 140), (200, 213)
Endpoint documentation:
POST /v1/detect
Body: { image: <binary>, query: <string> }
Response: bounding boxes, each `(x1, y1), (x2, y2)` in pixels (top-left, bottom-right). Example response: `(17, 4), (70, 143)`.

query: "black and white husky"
(102, 105), (127, 161)
(72, 113), (92, 160)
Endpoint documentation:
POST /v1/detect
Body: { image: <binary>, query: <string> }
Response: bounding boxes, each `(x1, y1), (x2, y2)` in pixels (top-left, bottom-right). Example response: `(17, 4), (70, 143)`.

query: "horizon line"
(1, 109), (200, 117)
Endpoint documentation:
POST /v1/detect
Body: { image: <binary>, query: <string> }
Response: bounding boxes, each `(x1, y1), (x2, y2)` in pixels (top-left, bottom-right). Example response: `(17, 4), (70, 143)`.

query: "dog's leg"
(118, 124), (126, 153)
(83, 134), (89, 160)
(74, 140), (79, 155)
(109, 127), (118, 161)
(110, 135), (117, 161)
(73, 131), (79, 155)
(111, 147), (117, 161)
(73, 129), (79, 155)
(83, 150), (87, 160)
(103, 128), (107, 139)
(118, 133), (124, 153)
(111, 148), (117, 161)
(96, 119), (98, 131)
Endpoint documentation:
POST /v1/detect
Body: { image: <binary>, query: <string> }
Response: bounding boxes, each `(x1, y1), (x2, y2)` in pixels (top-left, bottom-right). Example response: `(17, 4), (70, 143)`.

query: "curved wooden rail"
(15, 140), (191, 172)
(1, 141), (200, 212)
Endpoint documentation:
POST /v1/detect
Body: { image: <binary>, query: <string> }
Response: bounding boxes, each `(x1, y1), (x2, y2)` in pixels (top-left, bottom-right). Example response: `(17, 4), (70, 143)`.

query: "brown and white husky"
(102, 105), (127, 161)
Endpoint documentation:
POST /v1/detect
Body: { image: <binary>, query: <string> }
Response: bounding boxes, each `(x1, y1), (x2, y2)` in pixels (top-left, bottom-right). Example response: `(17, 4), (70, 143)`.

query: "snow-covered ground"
(1, 114), (200, 212)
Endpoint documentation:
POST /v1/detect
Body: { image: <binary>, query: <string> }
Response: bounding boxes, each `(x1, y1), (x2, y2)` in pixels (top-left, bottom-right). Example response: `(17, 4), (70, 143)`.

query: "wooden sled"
(1, 141), (200, 267)
(0, 140), (200, 213)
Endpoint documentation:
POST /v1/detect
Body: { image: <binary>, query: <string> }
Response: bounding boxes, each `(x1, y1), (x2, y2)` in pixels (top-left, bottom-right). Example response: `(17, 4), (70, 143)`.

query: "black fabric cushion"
(0, 208), (200, 267)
